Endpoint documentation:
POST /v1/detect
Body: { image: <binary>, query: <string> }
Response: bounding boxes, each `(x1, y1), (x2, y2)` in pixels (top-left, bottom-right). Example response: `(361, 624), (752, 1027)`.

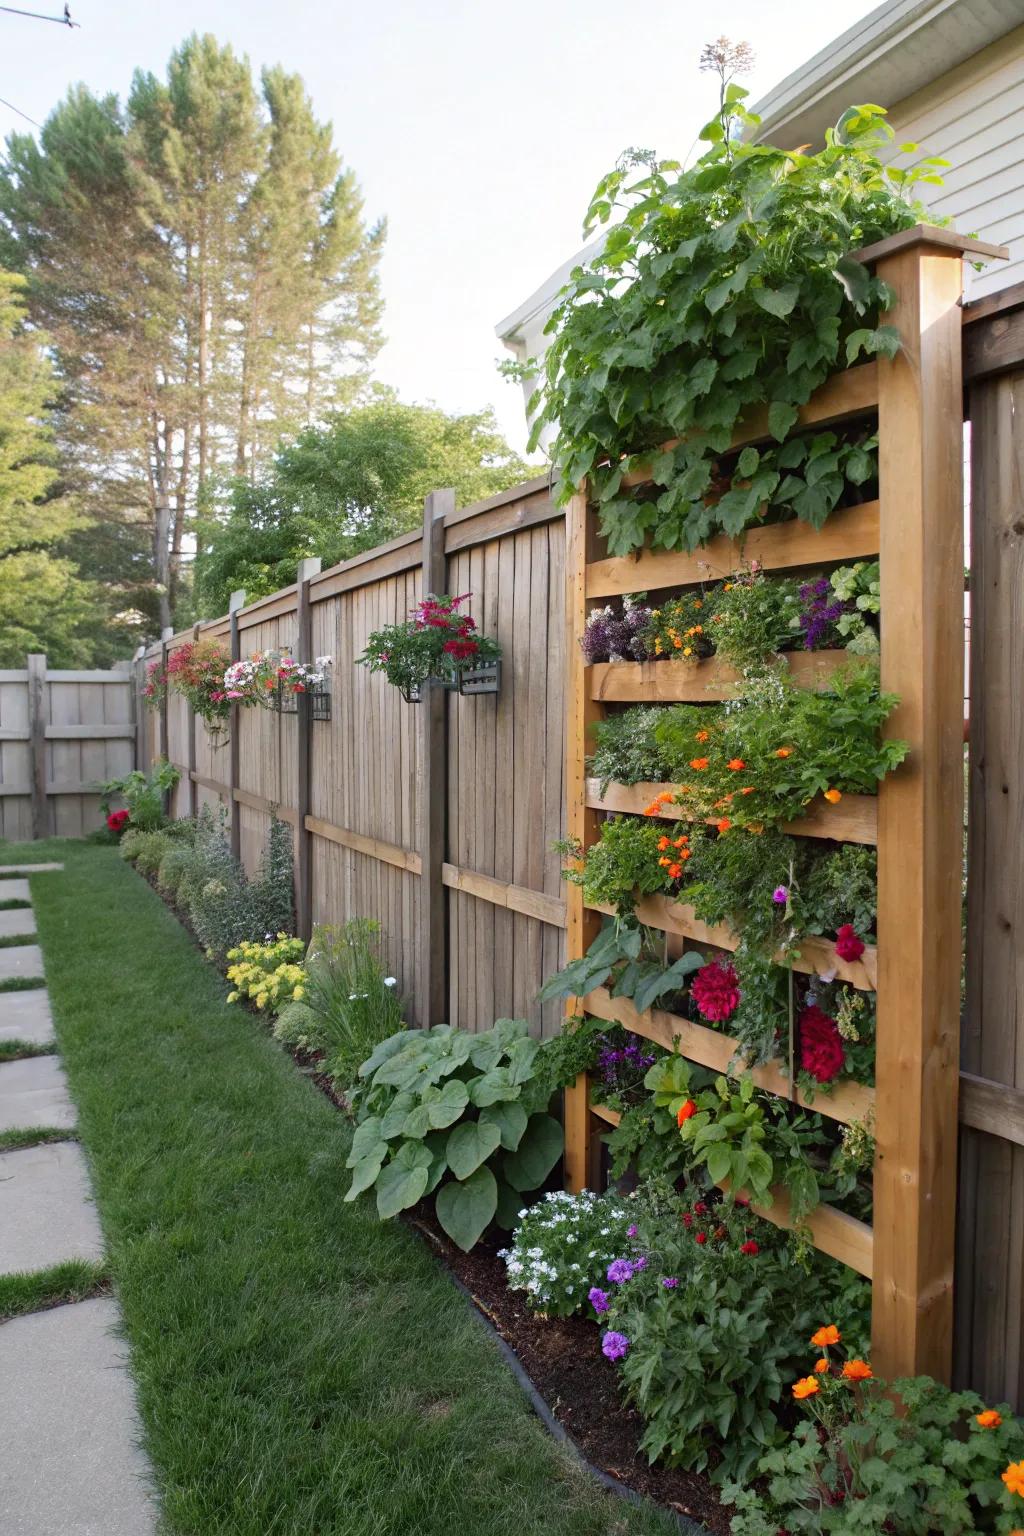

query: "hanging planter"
(223, 650), (333, 711)
(358, 593), (502, 703)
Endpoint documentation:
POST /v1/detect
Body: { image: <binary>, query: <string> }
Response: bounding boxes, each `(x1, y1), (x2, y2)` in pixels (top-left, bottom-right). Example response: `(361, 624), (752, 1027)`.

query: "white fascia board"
(495, 230), (608, 346)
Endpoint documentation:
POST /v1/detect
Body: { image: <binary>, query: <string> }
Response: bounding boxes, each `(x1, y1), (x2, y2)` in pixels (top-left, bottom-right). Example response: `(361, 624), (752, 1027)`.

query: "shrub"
(156, 841), (197, 901)
(603, 1191), (871, 1485)
(589, 706), (676, 790)
(241, 815), (295, 939)
(121, 829), (174, 875)
(98, 759), (180, 831)
(501, 1188), (636, 1318)
(727, 1366), (1024, 1532)
(272, 999), (326, 1053)
(346, 1019), (564, 1251)
(226, 935), (306, 1013)
(298, 919), (404, 1090)
(172, 807), (293, 962)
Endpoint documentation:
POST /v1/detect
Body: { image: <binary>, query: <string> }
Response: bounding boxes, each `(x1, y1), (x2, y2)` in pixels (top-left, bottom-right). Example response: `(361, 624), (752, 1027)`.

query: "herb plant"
(346, 1019), (564, 1251)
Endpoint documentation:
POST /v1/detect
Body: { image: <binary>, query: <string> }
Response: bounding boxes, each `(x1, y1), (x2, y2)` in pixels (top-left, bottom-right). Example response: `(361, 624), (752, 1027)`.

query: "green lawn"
(11, 840), (677, 1536)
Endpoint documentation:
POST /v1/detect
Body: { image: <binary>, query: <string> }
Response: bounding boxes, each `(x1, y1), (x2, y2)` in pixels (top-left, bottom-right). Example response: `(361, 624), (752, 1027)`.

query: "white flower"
(384, 977), (397, 988)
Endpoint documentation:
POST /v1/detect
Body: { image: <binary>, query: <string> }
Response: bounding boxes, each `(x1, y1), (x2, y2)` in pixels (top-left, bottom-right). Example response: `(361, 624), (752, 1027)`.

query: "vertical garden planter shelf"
(561, 226), (1008, 1386)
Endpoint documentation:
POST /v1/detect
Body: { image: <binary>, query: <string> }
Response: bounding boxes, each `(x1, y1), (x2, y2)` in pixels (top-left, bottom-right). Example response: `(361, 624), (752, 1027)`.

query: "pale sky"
(0, 0), (884, 454)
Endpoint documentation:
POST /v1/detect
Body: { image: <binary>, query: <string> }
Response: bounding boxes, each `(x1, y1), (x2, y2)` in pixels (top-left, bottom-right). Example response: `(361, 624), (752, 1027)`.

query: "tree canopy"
(193, 395), (533, 615)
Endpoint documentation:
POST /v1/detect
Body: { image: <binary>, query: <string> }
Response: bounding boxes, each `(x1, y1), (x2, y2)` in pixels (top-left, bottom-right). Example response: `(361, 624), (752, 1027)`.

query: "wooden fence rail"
(130, 274), (1024, 1409)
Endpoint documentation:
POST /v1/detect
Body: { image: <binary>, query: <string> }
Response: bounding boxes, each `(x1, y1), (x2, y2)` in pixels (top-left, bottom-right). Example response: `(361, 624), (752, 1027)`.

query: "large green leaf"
(344, 1150), (386, 1202)
(494, 1178), (524, 1230)
(358, 1030), (418, 1079)
(469, 1067), (521, 1107)
(502, 1113), (564, 1192)
(375, 1141), (432, 1220)
(480, 1100), (529, 1151)
(505, 1035), (539, 1086)
(346, 1116), (386, 1169)
(467, 1030), (502, 1072)
(435, 1165), (498, 1251)
(445, 1118), (502, 1181)
(380, 1092), (416, 1139)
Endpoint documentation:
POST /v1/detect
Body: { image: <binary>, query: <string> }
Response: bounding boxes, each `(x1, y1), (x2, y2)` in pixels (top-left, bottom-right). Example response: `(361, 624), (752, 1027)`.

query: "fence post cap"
(228, 589), (246, 614)
(297, 557), (322, 583)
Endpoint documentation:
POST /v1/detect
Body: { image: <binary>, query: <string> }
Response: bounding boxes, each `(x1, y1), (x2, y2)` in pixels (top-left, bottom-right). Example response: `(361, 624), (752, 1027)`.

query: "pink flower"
(691, 960), (740, 1022)
(835, 924), (865, 962)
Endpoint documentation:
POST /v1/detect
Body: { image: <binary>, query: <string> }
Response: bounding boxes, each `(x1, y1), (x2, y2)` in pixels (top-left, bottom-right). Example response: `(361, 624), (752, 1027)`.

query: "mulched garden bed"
(140, 862), (731, 1535)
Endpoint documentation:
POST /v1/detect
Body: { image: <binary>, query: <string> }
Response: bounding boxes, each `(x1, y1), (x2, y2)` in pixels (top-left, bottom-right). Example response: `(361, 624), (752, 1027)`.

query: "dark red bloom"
(740, 1240), (760, 1256)
(443, 638), (479, 660)
(835, 923), (865, 962)
(690, 960), (740, 1022)
(799, 1005), (845, 1083)
(694, 1232), (707, 1245)
(682, 1212), (693, 1228)
(693, 1201), (707, 1215)
(106, 809), (129, 834)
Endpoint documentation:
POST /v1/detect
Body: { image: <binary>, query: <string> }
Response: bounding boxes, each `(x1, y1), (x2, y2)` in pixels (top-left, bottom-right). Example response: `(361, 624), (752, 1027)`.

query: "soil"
(141, 866), (732, 1535)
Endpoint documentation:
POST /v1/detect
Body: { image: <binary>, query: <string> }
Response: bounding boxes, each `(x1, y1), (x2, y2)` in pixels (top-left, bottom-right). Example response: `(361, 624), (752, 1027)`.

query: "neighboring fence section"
(133, 279), (1024, 1406)
(0, 655), (136, 840)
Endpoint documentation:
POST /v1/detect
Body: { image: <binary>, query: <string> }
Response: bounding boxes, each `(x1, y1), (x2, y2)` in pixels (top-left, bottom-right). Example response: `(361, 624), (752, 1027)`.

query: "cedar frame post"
(295, 556), (322, 942)
(417, 489), (454, 1028)
(228, 590), (246, 860)
(866, 229), (1000, 1382)
(26, 652), (47, 841)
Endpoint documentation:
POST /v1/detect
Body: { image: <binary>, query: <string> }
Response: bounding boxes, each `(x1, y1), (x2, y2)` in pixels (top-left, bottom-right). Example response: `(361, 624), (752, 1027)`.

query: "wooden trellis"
(562, 226), (1007, 1385)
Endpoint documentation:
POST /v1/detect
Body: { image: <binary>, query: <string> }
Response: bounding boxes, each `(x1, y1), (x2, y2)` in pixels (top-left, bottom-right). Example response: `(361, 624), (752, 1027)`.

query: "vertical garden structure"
(563, 226), (1006, 1385)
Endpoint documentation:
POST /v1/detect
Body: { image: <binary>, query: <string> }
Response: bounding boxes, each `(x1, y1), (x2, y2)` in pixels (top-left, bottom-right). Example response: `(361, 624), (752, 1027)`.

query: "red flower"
(106, 809), (129, 834)
(676, 1099), (697, 1125)
(835, 923), (865, 962)
(740, 1240), (760, 1256)
(682, 1212), (693, 1228)
(443, 638), (479, 660)
(694, 1232), (707, 1245)
(799, 1005), (845, 1084)
(693, 1201), (707, 1215)
(691, 960), (740, 1023)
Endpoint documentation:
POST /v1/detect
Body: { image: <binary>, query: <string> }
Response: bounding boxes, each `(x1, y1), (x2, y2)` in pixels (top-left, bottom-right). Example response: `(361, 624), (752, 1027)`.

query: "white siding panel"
(887, 26), (1024, 298)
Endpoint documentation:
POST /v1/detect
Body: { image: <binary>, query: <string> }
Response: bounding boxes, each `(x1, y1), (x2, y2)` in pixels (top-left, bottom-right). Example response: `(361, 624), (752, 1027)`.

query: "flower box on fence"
(457, 659), (501, 696)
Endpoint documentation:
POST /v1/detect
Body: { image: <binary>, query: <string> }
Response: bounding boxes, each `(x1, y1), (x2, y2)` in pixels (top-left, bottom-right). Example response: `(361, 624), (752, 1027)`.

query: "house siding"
(887, 23), (1024, 295)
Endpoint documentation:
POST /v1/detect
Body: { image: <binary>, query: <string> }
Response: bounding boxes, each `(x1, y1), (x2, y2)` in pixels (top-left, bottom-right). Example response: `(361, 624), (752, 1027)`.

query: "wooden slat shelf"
(583, 986), (874, 1125)
(589, 648), (852, 703)
(586, 1096), (874, 1276)
(620, 363), (879, 489)
(586, 501), (880, 599)
(585, 779), (878, 845)
(586, 893), (878, 991)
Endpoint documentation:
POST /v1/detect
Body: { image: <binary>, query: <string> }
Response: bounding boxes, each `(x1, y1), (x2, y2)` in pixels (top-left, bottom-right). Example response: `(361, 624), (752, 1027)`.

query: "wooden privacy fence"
(135, 250), (1024, 1407)
(0, 654), (136, 840)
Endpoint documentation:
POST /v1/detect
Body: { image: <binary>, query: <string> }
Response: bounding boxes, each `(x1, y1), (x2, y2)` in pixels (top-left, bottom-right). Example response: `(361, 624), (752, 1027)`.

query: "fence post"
(417, 489), (454, 1027)
(159, 627), (173, 816)
(27, 652), (47, 841)
(131, 645), (145, 772)
(187, 623), (200, 817)
(295, 557), (322, 942)
(228, 590), (246, 860)
(869, 230), (981, 1383)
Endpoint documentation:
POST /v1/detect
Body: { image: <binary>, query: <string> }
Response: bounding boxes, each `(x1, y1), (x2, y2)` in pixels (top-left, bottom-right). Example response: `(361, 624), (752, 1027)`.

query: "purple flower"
(632, 1255), (648, 1272)
(606, 1258), (634, 1285)
(661, 1276), (679, 1289)
(602, 1330), (630, 1362)
(772, 886), (788, 904)
(627, 1223), (638, 1238)
(588, 1286), (610, 1315)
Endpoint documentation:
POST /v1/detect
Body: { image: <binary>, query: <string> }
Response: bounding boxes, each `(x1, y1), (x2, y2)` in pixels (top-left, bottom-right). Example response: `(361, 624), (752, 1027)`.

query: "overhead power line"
(0, 4), (79, 24)
(0, 92), (42, 127)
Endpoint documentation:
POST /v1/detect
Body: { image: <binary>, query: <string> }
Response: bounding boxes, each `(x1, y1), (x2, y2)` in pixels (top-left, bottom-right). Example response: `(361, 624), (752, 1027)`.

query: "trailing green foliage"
(347, 1020), (564, 1251)
(533, 93), (944, 554)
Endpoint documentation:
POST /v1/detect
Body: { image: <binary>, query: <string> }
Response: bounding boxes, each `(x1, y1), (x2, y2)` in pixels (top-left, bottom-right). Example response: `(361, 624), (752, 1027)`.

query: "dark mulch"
(407, 1210), (732, 1536)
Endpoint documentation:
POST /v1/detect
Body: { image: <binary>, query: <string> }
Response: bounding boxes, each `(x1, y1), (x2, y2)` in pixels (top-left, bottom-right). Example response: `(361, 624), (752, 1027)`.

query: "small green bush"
(99, 759), (180, 831)
(501, 1189), (635, 1318)
(156, 841), (197, 900)
(121, 829), (173, 874)
(300, 919), (404, 1089)
(272, 1000), (326, 1053)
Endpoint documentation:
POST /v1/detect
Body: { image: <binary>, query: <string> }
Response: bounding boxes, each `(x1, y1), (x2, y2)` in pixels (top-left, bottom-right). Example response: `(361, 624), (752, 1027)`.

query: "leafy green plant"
(532, 92), (944, 552)
(830, 559), (881, 652)
(711, 571), (804, 672)
(589, 706), (678, 791)
(559, 816), (681, 915)
(603, 1189), (871, 1484)
(295, 918), (405, 1089)
(501, 1189), (636, 1317)
(346, 1019), (564, 1251)
(802, 843), (877, 940)
(99, 759), (180, 831)
(727, 1369), (1024, 1533)
(120, 828), (175, 875)
(537, 919), (704, 1016)
(155, 840), (196, 901)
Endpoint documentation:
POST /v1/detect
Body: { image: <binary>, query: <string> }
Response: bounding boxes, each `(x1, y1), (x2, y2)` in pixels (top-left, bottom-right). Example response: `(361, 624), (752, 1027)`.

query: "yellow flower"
(226, 992), (238, 1004)
(293, 986), (305, 1000)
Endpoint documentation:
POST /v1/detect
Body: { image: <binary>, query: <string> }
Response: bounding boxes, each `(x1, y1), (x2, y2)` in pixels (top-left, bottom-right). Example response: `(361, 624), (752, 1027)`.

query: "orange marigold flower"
(976, 1409), (1003, 1429)
(740, 786), (755, 795)
(673, 836), (688, 849)
(694, 598), (703, 609)
(716, 818), (732, 833)
(775, 747), (793, 759)
(723, 582), (733, 591)
(668, 862), (682, 878)
(727, 758), (745, 772)
(824, 788), (843, 804)
(792, 1377), (820, 1400)
(656, 791), (673, 802)
(673, 637), (683, 649)
(690, 757), (709, 771)
(695, 730), (710, 743)
(677, 1098), (697, 1125)
(680, 848), (692, 860)
(1002, 1462), (1024, 1498)
(811, 1325), (841, 1348)
(643, 803), (659, 816)
(657, 836), (671, 851)
(658, 857), (672, 868)
(842, 1359), (873, 1382)
(814, 1358), (829, 1374)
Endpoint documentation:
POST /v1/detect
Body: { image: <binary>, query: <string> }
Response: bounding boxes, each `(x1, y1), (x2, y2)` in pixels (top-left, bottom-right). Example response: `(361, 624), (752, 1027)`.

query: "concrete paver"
(0, 1055), (76, 1132)
(0, 988), (54, 1045)
(0, 944), (44, 982)
(0, 1298), (157, 1535)
(0, 1141), (103, 1272)
(0, 908), (36, 939)
(0, 879), (31, 903)
(0, 863), (64, 875)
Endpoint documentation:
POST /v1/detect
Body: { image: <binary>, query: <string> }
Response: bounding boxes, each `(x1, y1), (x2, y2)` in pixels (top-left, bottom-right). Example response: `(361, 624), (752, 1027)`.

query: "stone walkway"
(0, 864), (158, 1535)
